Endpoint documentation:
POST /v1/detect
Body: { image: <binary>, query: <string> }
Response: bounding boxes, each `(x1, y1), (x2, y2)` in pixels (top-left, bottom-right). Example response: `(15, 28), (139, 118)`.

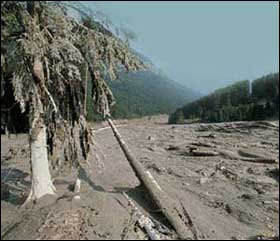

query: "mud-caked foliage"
(1, 1), (146, 173)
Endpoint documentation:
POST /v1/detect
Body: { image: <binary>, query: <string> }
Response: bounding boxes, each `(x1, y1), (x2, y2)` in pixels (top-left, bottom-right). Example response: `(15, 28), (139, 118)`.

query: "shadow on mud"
(125, 185), (174, 231)
(265, 168), (279, 183)
(78, 166), (106, 192)
(1, 168), (30, 205)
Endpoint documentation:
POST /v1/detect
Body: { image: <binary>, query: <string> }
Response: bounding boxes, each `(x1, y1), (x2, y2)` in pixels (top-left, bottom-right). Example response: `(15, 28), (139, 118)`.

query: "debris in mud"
(224, 204), (232, 214)
(265, 168), (279, 182)
(239, 193), (254, 200)
(260, 141), (275, 146)
(1, 117), (279, 240)
(189, 142), (216, 148)
(165, 145), (180, 151)
(167, 168), (184, 178)
(123, 192), (166, 240)
(195, 121), (279, 135)
(2, 146), (29, 162)
(146, 163), (166, 174)
(249, 233), (279, 240)
(218, 149), (278, 164)
(246, 167), (260, 175)
(38, 208), (89, 240)
(190, 149), (219, 157)
(197, 133), (216, 139)
(147, 146), (166, 153)
(147, 136), (156, 141)
(198, 177), (210, 185)
(215, 161), (238, 180)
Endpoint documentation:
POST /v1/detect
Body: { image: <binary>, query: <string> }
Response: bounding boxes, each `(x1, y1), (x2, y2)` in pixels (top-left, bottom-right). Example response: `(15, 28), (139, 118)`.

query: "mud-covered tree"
(1, 1), (146, 202)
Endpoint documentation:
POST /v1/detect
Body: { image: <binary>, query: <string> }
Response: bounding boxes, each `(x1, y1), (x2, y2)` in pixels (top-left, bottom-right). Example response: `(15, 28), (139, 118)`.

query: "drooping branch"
(1, 1), (147, 199)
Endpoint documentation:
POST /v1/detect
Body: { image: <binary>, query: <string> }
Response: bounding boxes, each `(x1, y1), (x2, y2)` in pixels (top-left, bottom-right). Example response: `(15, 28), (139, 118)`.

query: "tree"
(168, 109), (184, 124)
(1, 1), (146, 203)
(265, 101), (273, 117)
(169, 74), (278, 123)
(176, 110), (185, 124)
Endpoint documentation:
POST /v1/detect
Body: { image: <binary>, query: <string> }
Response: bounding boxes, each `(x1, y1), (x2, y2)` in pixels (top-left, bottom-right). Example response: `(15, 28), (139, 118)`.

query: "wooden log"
(197, 133), (216, 139)
(107, 118), (194, 240)
(190, 150), (219, 157)
(92, 124), (127, 133)
(189, 142), (215, 148)
(218, 150), (277, 164)
(123, 192), (161, 240)
(239, 158), (277, 164)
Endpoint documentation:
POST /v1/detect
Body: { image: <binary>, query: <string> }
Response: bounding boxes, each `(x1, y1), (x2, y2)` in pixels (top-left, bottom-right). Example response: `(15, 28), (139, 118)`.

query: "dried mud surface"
(1, 116), (279, 240)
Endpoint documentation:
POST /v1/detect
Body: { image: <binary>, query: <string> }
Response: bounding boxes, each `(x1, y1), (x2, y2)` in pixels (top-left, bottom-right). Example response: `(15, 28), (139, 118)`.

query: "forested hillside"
(86, 70), (200, 121)
(169, 73), (279, 124)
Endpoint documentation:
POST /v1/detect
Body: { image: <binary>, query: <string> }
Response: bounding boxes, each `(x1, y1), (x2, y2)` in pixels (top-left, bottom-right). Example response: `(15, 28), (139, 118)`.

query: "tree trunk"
(24, 119), (56, 204)
(5, 125), (10, 138)
(107, 118), (195, 240)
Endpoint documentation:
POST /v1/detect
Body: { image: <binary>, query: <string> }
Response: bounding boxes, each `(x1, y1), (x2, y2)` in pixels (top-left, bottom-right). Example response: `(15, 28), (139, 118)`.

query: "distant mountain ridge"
(86, 70), (200, 120)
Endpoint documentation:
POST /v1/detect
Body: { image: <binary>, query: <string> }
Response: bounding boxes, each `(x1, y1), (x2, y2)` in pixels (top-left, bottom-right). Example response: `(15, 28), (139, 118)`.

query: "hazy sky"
(84, 1), (279, 94)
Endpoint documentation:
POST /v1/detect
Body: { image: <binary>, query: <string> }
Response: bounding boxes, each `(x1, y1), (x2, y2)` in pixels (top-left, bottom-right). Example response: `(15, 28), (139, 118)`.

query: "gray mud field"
(1, 116), (279, 240)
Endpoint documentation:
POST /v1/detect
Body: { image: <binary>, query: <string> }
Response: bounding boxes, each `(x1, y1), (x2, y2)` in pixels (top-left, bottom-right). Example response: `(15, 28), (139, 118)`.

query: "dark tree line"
(169, 73), (279, 124)
(86, 70), (199, 121)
